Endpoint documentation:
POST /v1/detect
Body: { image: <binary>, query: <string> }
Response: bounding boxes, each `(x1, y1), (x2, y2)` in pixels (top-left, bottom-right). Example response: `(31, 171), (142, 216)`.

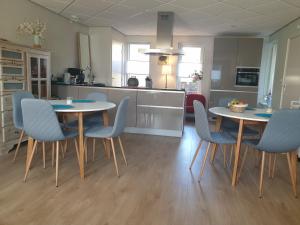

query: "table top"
(209, 107), (270, 122)
(48, 100), (116, 113)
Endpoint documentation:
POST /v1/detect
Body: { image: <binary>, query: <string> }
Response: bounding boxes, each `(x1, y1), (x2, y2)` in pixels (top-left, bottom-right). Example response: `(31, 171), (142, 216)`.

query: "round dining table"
(25, 99), (116, 180)
(209, 107), (271, 186)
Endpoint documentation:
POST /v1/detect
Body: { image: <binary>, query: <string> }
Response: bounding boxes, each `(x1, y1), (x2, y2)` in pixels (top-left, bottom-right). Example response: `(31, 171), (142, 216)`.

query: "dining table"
(209, 107), (271, 186)
(25, 99), (116, 180)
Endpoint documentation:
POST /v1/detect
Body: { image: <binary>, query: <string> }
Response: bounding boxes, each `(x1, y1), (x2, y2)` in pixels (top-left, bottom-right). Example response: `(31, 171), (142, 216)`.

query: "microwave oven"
(235, 67), (259, 87)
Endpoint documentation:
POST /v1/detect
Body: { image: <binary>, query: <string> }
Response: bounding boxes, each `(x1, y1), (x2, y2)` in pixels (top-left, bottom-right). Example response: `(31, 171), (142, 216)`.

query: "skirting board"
(124, 127), (183, 137)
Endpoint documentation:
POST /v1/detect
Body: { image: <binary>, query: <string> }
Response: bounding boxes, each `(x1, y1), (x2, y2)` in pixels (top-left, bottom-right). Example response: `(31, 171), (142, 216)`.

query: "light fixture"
(162, 65), (171, 88)
(70, 15), (80, 23)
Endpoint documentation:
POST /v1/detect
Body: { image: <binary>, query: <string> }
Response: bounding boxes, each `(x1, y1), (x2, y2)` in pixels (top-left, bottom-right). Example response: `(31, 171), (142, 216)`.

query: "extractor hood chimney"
(143, 12), (183, 56)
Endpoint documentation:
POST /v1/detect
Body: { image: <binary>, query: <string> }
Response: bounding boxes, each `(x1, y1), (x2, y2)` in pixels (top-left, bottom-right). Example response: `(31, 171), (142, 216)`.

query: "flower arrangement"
(17, 19), (46, 47)
(191, 70), (203, 82)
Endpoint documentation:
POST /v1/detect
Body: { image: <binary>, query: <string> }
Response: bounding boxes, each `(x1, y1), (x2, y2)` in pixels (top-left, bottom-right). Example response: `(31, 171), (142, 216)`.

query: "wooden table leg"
(102, 110), (111, 159)
(78, 112), (85, 179)
(26, 137), (34, 170)
(210, 116), (222, 162)
(232, 119), (244, 186)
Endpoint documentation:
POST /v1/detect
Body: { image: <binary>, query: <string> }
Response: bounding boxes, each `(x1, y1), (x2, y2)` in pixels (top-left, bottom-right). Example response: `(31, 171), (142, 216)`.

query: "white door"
(280, 35), (300, 108)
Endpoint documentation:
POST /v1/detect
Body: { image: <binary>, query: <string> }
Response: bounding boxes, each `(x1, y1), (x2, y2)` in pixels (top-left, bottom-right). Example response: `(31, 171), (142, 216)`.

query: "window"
(126, 43), (150, 87)
(177, 46), (203, 89)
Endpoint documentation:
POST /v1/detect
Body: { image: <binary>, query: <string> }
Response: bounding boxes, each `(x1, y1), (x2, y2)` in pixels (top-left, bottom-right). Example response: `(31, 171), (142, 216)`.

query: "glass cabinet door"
(31, 80), (39, 97)
(40, 58), (47, 78)
(30, 57), (38, 79)
(40, 80), (48, 98)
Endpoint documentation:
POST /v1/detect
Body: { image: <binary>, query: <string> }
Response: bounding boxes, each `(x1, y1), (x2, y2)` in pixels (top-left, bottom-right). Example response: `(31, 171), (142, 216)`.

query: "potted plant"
(17, 19), (46, 48)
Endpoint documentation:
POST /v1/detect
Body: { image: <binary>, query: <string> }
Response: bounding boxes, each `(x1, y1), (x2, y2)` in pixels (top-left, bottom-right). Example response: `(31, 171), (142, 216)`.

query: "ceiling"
(30, 0), (300, 36)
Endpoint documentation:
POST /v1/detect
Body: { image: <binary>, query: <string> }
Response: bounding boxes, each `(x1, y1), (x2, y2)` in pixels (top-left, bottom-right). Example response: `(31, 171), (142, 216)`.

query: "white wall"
(266, 18), (300, 109)
(125, 35), (214, 104)
(0, 0), (89, 76)
(89, 27), (126, 85)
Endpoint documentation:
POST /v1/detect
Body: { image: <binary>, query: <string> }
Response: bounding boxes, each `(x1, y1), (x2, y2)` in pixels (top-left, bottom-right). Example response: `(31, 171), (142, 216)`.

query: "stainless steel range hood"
(143, 12), (183, 56)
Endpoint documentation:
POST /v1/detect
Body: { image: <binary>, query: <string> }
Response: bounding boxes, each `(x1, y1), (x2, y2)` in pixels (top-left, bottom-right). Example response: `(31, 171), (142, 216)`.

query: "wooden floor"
(0, 124), (300, 225)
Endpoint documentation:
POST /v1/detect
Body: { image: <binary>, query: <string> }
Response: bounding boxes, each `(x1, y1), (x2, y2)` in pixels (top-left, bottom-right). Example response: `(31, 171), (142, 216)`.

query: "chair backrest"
(86, 92), (107, 102)
(111, 97), (130, 137)
(218, 97), (234, 107)
(21, 99), (65, 141)
(257, 109), (300, 152)
(12, 91), (34, 129)
(186, 94), (206, 113)
(193, 100), (212, 142)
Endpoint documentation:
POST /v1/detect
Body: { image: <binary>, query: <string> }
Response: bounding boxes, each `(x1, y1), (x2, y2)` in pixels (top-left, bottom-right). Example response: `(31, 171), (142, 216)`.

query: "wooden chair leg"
(118, 136), (127, 166)
(271, 154), (277, 178)
(110, 138), (119, 177)
(292, 151), (297, 197)
(13, 130), (24, 162)
(24, 140), (38, 181)
(56, 141), (59, 187)
(64, 139), (68, 153)
(210, 143), (218, 164)
(102, 139), (107, 156)
(84, 137), (88, 164)
(74, 139), (80, 166)
(60, 142), (65, 159)
(238, 145), (249, 179)
(259, 151), (266, 198)
(199, 143), (211, 178)
(268, 153), (273, 178)
(229, 145), (234, 167)
(287, 152), (297, 197)
(52, 142), (55, 168)
(92, 138), (96, 161)
(221, 145), (227, 168)
(189, 140), (203, 169)
(42, 142), (46, 169)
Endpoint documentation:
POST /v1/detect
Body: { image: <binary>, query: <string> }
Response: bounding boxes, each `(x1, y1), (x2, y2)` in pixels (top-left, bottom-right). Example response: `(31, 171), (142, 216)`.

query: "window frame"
(177, 43), (204, 88)
(126, 42), (151, 87)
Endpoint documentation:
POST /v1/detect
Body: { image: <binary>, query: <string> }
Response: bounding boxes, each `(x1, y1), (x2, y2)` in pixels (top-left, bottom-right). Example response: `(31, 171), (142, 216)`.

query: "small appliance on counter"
(145, 77), (152, 88)
(67, 68), (85, 84)
(63, 72), (71, 84)
(127, 76), (139, 87)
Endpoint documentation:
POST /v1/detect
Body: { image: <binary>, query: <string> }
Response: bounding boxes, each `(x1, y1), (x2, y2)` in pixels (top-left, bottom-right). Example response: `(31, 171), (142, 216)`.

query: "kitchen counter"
(52, 84), (185, 137)
(52, 82), (185, 92)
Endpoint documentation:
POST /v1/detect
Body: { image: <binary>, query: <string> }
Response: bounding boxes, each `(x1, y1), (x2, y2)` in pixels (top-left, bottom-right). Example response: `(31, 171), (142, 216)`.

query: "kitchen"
(0, 0), (300, 225)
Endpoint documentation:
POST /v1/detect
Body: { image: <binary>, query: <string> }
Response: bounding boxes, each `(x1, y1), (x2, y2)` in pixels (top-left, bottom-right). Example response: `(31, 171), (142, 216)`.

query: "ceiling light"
(70, 15), (80, 23)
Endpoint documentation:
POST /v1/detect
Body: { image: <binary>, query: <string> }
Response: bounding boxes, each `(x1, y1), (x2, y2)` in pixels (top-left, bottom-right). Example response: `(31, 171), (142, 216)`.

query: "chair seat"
(243, 139), (260, 147)
(85, 126), (113, 138)
(226, 126), (259, 138)
(62, 129), (78, 139)
(211, 132), (236, 144)
(65, 116), (103, 129)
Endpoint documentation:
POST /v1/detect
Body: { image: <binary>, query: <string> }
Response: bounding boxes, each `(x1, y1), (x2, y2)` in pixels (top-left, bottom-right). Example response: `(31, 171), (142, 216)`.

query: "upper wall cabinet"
(237, 38), (263, 67)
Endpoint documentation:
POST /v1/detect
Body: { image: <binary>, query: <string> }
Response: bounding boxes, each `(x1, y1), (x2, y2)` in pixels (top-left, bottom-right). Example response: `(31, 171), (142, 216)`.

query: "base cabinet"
(52, 85), (185, 137)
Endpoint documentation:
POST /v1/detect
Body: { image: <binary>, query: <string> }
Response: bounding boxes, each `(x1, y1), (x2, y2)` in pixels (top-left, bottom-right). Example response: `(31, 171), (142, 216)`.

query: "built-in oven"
(235, 67), (259, 87)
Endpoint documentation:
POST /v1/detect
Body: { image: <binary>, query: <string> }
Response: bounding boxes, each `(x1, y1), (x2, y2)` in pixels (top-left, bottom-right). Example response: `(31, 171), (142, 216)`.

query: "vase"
(33, 35), (41, 48)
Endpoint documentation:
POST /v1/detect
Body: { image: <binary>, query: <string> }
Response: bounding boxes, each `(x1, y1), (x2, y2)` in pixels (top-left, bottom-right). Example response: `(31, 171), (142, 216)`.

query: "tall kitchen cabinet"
(27, 49), (51, 98)
(210, 38), (263, 108)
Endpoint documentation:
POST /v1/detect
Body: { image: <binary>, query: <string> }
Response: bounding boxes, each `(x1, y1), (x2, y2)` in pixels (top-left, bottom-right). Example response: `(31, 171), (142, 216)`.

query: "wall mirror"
(78, 33), (91, 70)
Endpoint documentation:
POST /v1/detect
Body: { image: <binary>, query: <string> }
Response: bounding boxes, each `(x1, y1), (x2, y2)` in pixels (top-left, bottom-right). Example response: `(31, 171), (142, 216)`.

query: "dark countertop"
(52, 82), (185, 92)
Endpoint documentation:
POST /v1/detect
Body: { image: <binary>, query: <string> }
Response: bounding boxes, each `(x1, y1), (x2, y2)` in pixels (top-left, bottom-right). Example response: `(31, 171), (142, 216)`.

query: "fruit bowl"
(228, 99), (248, 113)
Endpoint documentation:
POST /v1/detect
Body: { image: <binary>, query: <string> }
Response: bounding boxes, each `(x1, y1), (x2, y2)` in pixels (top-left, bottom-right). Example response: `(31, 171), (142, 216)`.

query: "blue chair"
(85, 97), (129, 176)
(242, 109), (300, 197)
(21, 99), (78, 187)
(12, 91), (35, 162)
(190, 100), (236, 178)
